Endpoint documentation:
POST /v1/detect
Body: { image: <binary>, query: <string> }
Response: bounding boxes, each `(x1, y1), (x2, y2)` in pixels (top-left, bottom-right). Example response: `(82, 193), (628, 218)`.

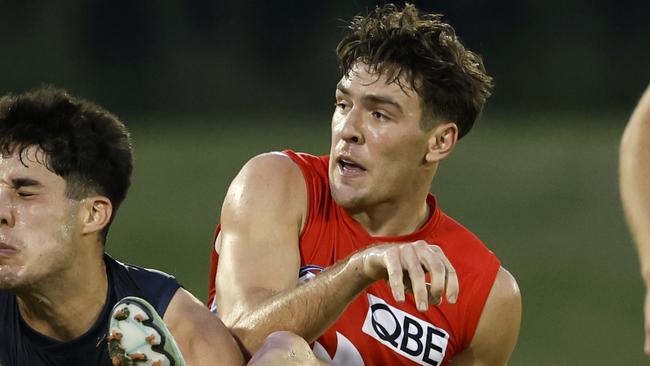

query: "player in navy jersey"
(0, 86), (248, 366)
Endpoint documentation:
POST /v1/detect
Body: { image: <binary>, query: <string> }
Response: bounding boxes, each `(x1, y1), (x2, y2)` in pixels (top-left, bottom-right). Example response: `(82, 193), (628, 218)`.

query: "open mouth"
(337, 158), (366, 174)
(0, 242), (17, 256)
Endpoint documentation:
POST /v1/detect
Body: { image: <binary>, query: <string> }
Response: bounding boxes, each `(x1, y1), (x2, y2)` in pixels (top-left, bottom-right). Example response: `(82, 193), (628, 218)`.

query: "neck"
(350, 191), (431, 237)
(15, 253), (108, 342)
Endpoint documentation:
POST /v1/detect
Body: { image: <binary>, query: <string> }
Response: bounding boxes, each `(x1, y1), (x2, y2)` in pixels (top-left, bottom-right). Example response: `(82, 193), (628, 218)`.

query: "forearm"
(621, 85), (650, 283)
(229, 253), (371, 357)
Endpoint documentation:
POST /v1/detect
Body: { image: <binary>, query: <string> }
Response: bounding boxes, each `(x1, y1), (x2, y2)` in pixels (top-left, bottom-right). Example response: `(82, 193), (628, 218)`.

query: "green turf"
(107, 111), (645, 365)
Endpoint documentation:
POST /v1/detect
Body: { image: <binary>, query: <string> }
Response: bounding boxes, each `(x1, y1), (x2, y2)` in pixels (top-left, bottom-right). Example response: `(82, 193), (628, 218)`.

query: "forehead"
(339, 63), (420, 98)
(0, 147), (64, 186)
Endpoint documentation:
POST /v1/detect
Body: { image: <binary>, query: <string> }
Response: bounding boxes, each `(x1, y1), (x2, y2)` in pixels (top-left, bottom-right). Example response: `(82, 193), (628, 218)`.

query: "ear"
(425, 122), (459, 164)
(80, 196), (113, 235)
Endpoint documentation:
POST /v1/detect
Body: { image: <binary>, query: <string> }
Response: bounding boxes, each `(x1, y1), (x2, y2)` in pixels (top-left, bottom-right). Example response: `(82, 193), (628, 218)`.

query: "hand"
(353, 240), (459, 312)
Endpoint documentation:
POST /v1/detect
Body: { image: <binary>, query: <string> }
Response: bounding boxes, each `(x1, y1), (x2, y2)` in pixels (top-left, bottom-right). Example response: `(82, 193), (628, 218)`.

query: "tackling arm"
(215, 153), (371, 357)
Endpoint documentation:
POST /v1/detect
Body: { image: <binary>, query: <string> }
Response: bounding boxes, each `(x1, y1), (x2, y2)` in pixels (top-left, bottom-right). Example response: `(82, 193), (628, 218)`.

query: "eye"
(371, 111), (388, 120)
(17, 191), (35, 198)
(335, 100), (349, 110)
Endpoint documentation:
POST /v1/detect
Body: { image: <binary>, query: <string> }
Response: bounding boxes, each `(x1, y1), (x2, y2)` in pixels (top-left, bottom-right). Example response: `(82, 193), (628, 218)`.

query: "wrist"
(342, 252), (376, 290)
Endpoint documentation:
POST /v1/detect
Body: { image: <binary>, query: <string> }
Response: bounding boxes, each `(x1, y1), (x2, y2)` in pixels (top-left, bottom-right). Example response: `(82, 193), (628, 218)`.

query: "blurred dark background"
(2, 1), (650, 365)
(2, 1), (649, 117)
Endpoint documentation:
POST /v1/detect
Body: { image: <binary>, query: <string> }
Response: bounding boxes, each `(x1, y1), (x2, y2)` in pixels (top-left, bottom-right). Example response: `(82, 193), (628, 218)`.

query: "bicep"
(215, 153), (306, 323)
(451, 267), (521, 366)
(164, 288), (244, 366)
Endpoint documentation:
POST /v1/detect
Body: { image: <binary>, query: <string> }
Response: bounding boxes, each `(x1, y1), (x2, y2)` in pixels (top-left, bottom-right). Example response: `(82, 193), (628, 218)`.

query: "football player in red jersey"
(210, 4), (521, 365)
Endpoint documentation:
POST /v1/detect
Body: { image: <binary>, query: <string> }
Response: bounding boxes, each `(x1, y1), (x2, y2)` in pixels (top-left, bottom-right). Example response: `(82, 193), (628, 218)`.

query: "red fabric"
(208, 150), (500, 365)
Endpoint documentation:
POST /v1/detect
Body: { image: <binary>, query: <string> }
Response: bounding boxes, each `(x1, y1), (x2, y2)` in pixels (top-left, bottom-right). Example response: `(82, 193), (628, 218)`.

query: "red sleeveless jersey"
(208, 150), (500, 366)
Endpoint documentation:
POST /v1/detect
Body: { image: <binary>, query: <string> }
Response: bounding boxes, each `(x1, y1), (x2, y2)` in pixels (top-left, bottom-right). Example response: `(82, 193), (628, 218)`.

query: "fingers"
(416, 244), (446, 306)
(384, 247), (405, 302)
(400, 245), (429, 311)
(378, 241), (458, 312)
(432, 245), (459, 304)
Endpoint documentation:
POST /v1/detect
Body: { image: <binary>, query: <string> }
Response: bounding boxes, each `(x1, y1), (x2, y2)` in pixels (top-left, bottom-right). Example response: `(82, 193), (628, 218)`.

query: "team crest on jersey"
(298, 264), (324, 284)
(362, 294), (449, 366)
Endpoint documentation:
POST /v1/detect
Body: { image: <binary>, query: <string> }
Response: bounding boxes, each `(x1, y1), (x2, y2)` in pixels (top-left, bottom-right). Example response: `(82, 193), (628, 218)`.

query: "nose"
(0, 189), (15, 228)
(339, 107), (365, 145)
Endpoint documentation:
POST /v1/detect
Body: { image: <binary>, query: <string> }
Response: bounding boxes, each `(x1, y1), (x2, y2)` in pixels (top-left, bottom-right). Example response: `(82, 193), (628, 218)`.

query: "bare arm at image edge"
(620, 84), (650, 355)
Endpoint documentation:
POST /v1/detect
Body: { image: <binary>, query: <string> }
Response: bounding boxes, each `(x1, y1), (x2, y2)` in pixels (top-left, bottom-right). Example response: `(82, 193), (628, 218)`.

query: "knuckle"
(387, 246), (400, 256)
(409, 267), (425, 280)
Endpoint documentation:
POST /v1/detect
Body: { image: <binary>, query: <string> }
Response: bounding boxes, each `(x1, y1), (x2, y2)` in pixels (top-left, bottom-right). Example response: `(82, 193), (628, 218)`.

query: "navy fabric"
(0, 254), (181, 366)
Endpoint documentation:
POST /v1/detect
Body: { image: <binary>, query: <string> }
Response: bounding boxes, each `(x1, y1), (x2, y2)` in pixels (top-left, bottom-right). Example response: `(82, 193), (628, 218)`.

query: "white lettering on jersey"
(362, 294), (449, 366)
(313, 332), (364, 366)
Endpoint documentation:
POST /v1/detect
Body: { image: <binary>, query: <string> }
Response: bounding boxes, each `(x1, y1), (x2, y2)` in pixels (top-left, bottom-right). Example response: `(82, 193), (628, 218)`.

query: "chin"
(330, 184), (365, 210)
(0, 269), (24, 290)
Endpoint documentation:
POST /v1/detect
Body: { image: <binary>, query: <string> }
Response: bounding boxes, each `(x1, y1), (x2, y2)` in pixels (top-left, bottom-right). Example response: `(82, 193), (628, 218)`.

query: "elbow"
(221, 309), (259, 359)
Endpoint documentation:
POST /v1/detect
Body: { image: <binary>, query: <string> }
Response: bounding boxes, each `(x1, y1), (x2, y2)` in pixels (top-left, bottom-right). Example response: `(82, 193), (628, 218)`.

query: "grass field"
(106, 111), (644, 365)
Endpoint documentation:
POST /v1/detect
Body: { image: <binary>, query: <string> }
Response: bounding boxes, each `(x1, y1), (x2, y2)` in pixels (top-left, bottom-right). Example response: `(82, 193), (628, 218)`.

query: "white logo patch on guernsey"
(362, 294), (449, 366)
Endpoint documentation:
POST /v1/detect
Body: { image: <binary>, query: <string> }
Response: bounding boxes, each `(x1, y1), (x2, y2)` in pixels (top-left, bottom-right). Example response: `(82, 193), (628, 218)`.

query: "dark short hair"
(336, 3), (493, 138)
(0, 85), (132, 241)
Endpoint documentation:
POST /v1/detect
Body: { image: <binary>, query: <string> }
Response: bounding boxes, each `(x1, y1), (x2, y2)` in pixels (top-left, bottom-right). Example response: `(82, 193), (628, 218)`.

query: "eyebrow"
(336, 82), (404, 114)
(11, 177), (42, 189)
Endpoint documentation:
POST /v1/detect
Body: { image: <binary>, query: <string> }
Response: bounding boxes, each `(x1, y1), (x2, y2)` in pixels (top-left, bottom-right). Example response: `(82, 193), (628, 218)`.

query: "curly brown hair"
(0, 85), (132, 241)
(336, 3), (493, 138)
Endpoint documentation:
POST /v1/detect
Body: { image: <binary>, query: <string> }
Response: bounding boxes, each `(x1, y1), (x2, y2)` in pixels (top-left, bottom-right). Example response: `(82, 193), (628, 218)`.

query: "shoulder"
(223, 151), (309, 224)
(239, 150), (328, 187)
(488, 267), (521, 312)
(452, 267), (521, 365)
(233, 152), (306, 195)
(108, 255), (178, 284)
(477, 266), (521, 350)
(107, 256), (181, 316)
(244, 151), (300, 173)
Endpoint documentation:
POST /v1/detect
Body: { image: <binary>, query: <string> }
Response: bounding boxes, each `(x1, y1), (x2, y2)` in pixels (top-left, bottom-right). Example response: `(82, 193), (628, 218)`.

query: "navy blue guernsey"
(0, 254), (181, 366)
